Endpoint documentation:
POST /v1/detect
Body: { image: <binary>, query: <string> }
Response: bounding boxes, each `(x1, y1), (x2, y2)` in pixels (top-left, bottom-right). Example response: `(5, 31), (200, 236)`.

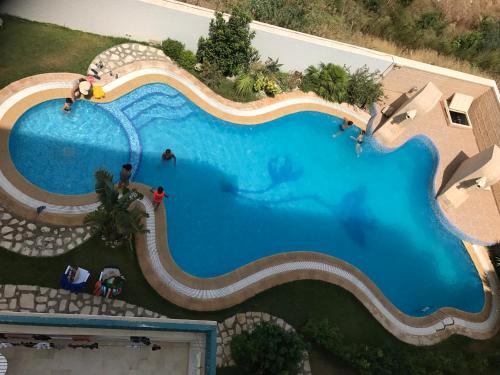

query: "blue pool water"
(9, 83), (484, 316)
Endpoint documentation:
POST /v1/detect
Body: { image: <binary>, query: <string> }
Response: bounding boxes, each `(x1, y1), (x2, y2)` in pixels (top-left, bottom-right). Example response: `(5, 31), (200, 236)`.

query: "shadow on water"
(138, 156), (484, 316)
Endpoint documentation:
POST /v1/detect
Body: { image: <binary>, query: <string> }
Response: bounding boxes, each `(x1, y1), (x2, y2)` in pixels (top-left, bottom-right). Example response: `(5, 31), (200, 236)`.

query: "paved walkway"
(88, 43), (169, 83)
(0, 205), (92, 257)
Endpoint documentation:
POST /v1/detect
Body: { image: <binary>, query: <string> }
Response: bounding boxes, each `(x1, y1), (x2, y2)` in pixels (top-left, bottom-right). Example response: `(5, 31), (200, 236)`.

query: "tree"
(300, 63), (348, 103)
(346, 66), (384, 109)
(197, 9), (258, 76)
(84, 169), (148, 247)
(231, 322), (305, 375)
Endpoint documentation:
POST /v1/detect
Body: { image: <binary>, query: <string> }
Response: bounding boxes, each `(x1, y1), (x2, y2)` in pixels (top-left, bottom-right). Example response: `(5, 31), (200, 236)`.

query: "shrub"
(200, 60), (224, 88)
(177, 49), (197, 71)
(346, 66), (384, 109)
(235, 73), (255, 97)
(161, 38), (185, 61)
(300, 63), (348, 102)
(197, 9), (258, 76)
(231, 322), (306, 375)
(302, 319), (344, 353)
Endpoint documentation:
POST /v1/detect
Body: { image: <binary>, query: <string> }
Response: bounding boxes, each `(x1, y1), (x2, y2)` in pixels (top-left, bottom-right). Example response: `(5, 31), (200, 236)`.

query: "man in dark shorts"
(161, 149), (177, 165)
(332, 118), (354, 138)
(62, 98), (73, 113)
(118, 164), (132, 188)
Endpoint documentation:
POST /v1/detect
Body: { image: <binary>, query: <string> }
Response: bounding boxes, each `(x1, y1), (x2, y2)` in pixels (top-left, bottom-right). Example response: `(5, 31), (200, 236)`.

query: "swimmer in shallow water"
(350, 130), (366, 157)
(332, 118), (354, 138)
(161, 149), (177, 165)
(62, 98), (73, 113)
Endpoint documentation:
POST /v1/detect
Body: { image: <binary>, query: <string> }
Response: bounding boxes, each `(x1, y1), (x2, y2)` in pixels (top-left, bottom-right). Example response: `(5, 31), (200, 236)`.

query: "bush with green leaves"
(231, 322), (305, 375)
(197, 9), (258, 77)
(160, 38), (196, 72)
(177, 49), (197, 71)
(300, 63), (348, 103)
(346, 66), (383, 109)
(161, 38), (184, 61)
(235, 73), (255, 97)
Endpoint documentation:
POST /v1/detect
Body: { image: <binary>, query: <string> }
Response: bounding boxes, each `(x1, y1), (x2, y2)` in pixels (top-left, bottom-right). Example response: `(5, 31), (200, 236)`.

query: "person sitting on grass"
(118, 163), (133, 189)
(161, 149), (177, 165)
(332, 118), (354, 138)
(350, 130), (366, 158)
(151, 186), (168, 210)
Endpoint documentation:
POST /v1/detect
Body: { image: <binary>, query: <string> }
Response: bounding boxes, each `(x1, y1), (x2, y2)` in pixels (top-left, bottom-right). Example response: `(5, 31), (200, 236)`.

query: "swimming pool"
(9, 83), (484, 316)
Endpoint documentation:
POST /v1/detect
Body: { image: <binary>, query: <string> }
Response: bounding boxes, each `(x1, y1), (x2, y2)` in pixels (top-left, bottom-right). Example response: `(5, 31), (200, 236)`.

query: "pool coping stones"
(0, 61), (498, 345)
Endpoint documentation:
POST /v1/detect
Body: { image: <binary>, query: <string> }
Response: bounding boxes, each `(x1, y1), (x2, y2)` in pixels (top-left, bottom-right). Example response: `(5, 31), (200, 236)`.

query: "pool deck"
(0, 59), (499, 345)
(374, 66), (500, 245)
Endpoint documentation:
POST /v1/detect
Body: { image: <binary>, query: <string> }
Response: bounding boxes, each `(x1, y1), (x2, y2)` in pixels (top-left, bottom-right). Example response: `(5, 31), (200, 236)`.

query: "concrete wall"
(0, 0), (394, 73)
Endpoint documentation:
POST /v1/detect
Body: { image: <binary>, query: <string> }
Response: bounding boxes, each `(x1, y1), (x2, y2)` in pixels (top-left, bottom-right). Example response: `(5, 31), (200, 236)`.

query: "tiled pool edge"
(0, 71), (498, 345)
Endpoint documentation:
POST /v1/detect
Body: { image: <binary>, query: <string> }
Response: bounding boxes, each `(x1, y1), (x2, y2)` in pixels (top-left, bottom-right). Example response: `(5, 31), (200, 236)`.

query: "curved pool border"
(0, 65), (498, 345)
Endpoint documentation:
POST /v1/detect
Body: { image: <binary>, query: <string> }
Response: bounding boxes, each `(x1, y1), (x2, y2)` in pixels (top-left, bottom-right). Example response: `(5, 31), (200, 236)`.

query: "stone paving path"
(0, 284), (164, 318)
(0, 205), (92, 257)
(217, 312), (312, 375)
(87, 43), (169, 79)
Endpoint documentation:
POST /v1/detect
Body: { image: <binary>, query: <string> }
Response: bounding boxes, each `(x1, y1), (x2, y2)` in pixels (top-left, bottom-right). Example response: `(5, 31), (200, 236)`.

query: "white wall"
(0, 0), (394, 74)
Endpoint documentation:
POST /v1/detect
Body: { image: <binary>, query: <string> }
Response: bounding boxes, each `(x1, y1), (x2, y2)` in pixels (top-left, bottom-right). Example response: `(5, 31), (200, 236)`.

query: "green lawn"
(0, 15), (128, 89)
(0, 14), (499, 375)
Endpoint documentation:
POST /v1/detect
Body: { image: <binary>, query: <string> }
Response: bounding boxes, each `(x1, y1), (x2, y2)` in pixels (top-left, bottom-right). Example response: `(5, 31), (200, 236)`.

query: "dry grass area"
(181, 0), (497, 82)
(433, 0), (500, 28)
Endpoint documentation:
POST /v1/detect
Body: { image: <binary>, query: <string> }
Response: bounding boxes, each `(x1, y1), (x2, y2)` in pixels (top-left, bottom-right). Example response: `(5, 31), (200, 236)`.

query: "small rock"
(63, 237), (71, 245)
(124, 55), (134, 64)
(41, 250), (53, 256)
(56, 249), (65, 255)
(3, 234), (13, 240)
(68, 302), (79, 313)
(14, 233), (22, 241)
(8, 218), (19, 225)
(49, 290), (57, 298)
(81, 306), (91, 314)
(3, 285), (16, 298)
(16, 227), (23, 232)
(18, 220), (26, 226)
(25, 240), (34, 246)
(67, 243), (75, 250)
(0, 241), (12, 249)
(0, 303), (8, 310)
(19, 293), (35, 309)
(36, 304), (47, 312)
(59, 299), (67, 311)
(76, 238), (83, 245)
(110, 54), (120, 61)
(11, 243), (22, 252)
(0, 213), (12, 221)
(83, 233), (91, 241)
(1, 226), (13, 234)
(41, 226), (50, 233)
(27, 223), (37, 230)
(56, 238), (63, 246)
(9, 299), (17, 310)
(24, 231), (34, 238)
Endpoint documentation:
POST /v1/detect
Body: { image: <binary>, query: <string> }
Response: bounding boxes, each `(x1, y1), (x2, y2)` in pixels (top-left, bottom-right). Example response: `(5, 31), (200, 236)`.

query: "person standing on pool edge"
(162, 149), (177, 165)
(151, 186), (168, 210)
(118, 164), (133, 189)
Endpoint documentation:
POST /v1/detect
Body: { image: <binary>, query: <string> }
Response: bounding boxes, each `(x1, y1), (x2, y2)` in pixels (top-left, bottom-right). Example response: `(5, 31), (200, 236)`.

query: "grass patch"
(0, 14), (128, 88)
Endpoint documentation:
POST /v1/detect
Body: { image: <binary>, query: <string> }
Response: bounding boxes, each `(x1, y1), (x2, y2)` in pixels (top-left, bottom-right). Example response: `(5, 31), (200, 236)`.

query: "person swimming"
(332, 118), (354, 138)
(62, 98), (73, 113)
(161, 149), (177, 165)
(350, 130), (366, 157)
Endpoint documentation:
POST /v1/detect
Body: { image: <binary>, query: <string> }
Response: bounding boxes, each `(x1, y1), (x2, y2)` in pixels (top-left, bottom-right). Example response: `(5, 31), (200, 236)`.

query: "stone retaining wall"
(216, 311), (312, 375)
(0, 205), (92, 256)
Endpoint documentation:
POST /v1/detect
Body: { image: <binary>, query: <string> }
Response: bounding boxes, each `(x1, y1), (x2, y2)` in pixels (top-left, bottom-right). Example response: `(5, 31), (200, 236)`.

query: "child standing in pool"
(151, 186), (168, 210)
(350, 130), (366, 158)
(332, 118), (354, 138)
(162, 149), (176, 165)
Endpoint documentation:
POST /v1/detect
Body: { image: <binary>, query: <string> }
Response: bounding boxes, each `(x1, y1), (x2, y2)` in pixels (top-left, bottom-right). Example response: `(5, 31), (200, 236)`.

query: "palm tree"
(84, 169), (148, 248)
